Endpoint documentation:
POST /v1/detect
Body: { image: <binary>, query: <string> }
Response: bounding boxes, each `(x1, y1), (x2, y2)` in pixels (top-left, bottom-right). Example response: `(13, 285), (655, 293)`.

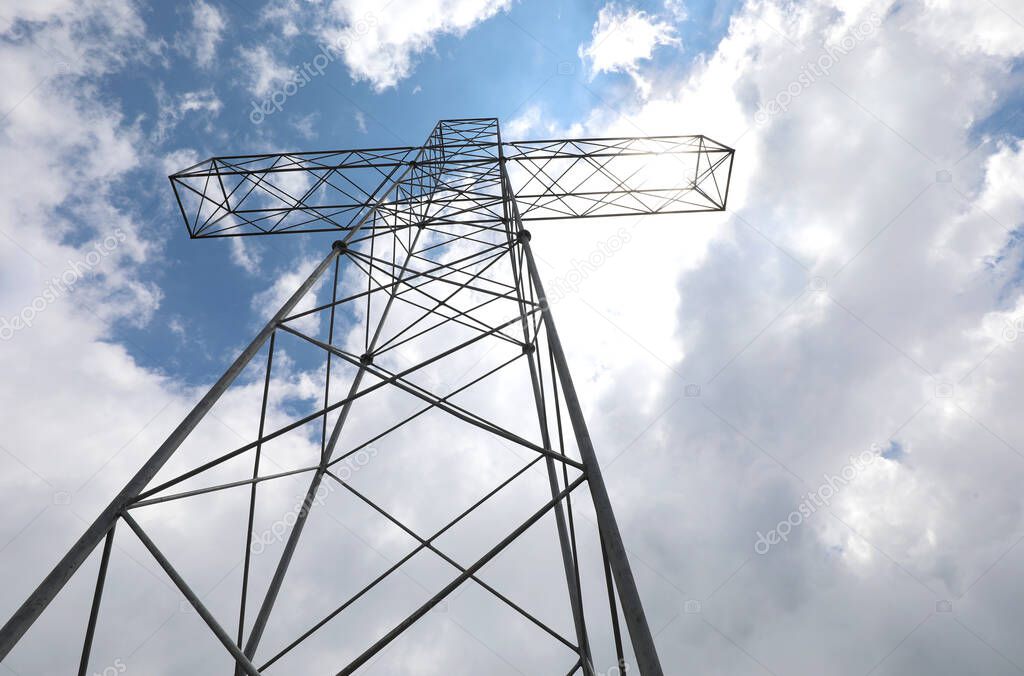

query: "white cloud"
(168, 316), (186, 339)
(0, 5), (157, 320)
(904, 0), (1024, 58)
(0, 1), (76, 33)
(238, 43), (292, 98)
(229, 237), (263, 275)
(578, 2), (680, 94)
(176, 88), (222, 115)
(664, 0), (688, 22)
(183, 0), (226, 68)
(153, 85), (222, 142)
(295, 0), (511, 91)
(353, 109), (367, 133)
(160, 147), (199, 176)
(5, 0), (1024, 673)
(504, 105), (543, 138)
(1, 1), (577, 673)
(504, 104), (584, 139)
(0, 7), (185, 672)
(251, 257), (327, 336)
(260, 0), (302, 39)
(536, 0), (1024, 671)
(290, 110), (320, 139)
(0, 8), (337, 669)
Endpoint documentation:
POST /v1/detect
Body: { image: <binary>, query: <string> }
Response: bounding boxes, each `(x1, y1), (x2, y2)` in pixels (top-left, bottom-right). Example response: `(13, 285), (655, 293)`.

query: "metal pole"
(77, 524), (115, 676)
(234, 331), (277, 676)
(511, 223), (664, 674)
(121, 513), (263, 676)
(0, 246), (342, 661)
(496, 126), (595, 674)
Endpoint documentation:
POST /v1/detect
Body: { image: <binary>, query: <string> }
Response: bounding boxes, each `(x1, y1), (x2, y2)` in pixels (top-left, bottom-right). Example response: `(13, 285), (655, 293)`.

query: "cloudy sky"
(2, 0), (1024, 674)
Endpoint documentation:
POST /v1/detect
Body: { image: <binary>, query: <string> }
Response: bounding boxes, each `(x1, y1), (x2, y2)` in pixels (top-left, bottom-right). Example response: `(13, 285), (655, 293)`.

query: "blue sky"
(4, 1), (1024, 674)
(96, 0), (741, 385)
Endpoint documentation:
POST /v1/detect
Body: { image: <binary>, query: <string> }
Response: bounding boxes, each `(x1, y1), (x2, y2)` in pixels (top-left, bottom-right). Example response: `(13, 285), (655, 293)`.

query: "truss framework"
(170, 121), (732, 238)
(0, 118), (733, 675)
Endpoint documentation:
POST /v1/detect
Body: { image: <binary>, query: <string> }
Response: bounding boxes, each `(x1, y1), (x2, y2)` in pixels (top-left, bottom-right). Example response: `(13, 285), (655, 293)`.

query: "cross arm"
(168, 123), (734, 240)
(169, 144), (427, 238)
(503, 134), (734, 221)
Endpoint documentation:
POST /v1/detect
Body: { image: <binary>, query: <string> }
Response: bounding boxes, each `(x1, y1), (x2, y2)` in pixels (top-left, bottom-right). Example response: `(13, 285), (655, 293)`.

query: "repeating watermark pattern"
(249, 447), (377, 555)
(1001, 315), (1024, 342)
(93, 658), (127, 676)
(754, 444), (883, 554)
(0, 228), (126, 341)
(754, 12), (882, 125)
(597, 663), (631, 676)
(544, 227), (633, 306)
(248, 14), (377, 124)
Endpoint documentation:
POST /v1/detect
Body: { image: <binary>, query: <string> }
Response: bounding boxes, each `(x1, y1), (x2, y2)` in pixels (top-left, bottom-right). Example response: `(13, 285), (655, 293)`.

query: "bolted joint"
(332, 240), (348, 253)
(522, 342), (536, 355)
(359, 352), (374, 366)
(517, 229), (532, 243)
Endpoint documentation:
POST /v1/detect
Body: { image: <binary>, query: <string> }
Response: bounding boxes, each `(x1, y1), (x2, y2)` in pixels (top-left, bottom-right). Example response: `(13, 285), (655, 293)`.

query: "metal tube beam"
(77, 524), (115, 676)
(600, 531), (627, 673)
(0, 245), (341, 661)
(507, 178), (664, 674)
(121, 513), (263, 676)
(234, 330), (277, 676)
(337, 475), (587, 676)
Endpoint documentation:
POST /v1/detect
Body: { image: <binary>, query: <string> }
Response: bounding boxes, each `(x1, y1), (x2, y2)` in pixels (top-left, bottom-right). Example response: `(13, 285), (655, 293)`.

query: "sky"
(1, 0), (1024, 674)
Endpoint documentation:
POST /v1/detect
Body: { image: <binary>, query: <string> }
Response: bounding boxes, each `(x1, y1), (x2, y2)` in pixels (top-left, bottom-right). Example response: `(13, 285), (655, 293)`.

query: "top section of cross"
(168, 117), (734, 239)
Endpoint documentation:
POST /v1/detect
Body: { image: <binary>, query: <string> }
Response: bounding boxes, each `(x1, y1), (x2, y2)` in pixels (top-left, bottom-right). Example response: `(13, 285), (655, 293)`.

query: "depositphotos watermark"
(754, 444), (883, 555)
(1000, 314), (1024, 342)
(0, 228), (127, 341)
(754, 12), (882, 125)
(592, 661), (630, 676)
(248, 14), (376, 124)
(544, 226), (633, 305)
(249, 447), (377, 554)
(93, 658), (127, 676)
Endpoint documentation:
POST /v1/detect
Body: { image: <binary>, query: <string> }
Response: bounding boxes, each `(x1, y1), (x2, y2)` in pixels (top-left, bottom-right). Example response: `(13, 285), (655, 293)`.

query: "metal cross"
(1, 118), (733, 675)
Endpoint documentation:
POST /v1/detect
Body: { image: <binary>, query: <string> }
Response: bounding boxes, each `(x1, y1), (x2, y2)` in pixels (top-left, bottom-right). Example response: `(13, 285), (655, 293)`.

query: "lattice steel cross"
(1, 118), (732, 675)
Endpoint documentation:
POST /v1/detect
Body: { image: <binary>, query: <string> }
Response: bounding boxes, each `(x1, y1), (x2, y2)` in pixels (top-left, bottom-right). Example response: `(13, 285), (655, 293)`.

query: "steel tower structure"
(0, 118), (732, 674)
